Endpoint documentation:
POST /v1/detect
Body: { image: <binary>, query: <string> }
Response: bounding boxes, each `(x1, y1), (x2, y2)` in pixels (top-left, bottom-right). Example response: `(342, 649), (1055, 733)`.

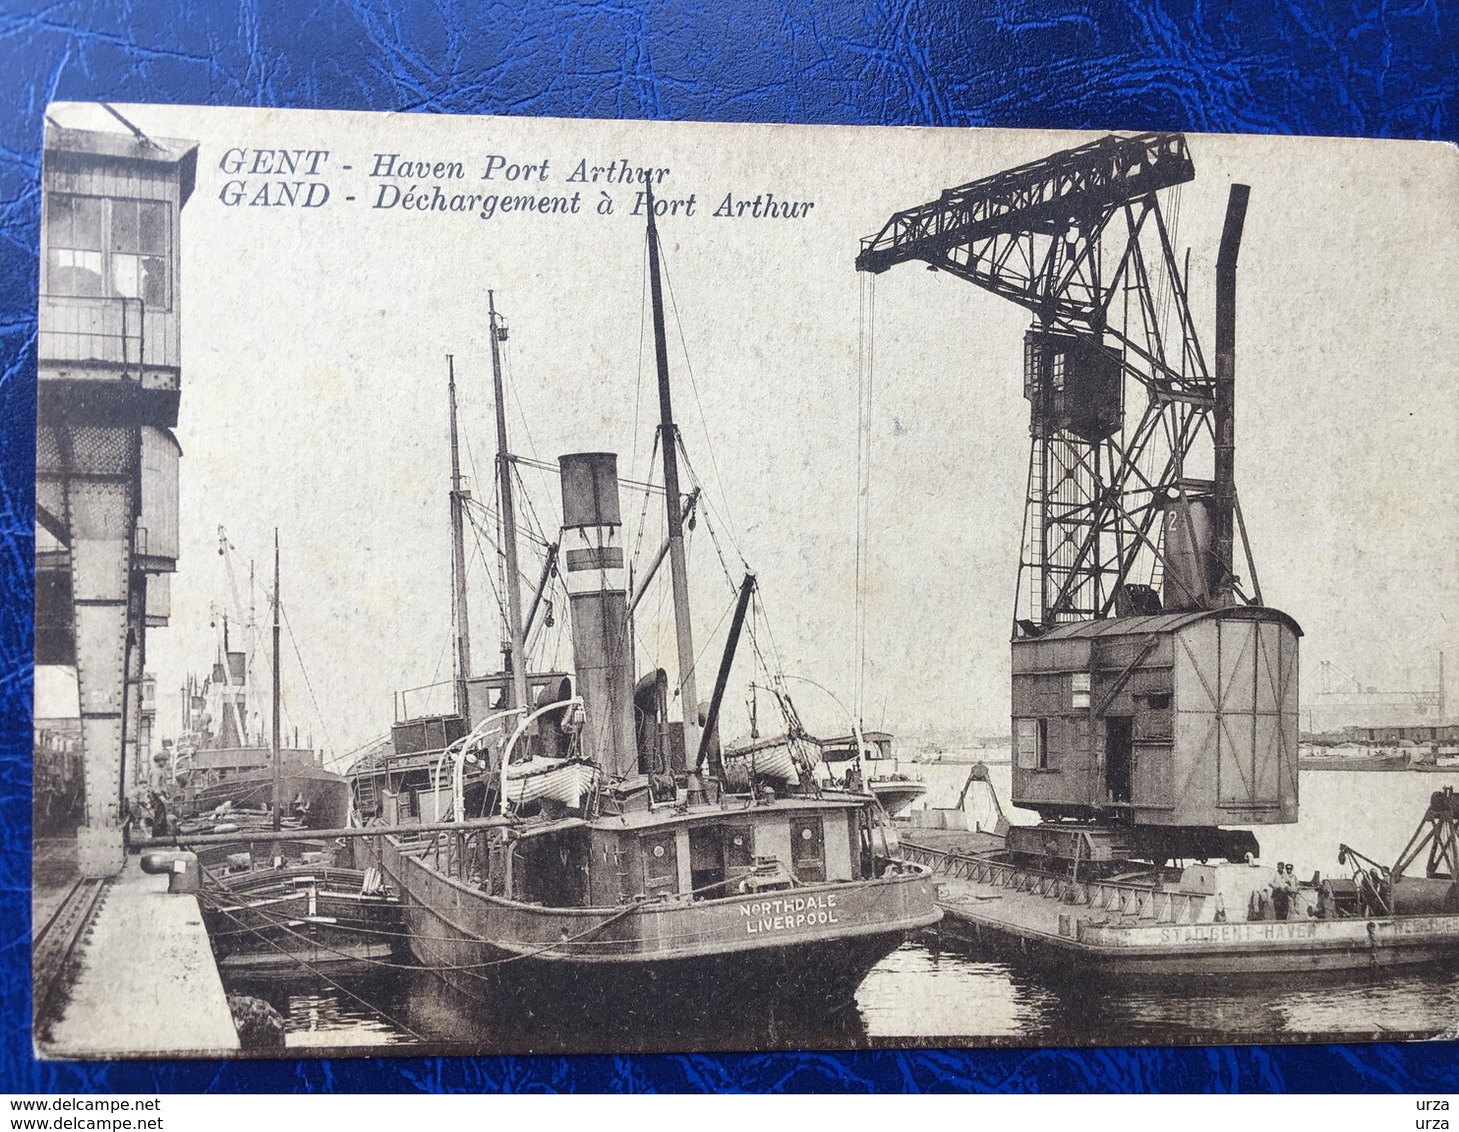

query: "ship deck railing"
(901, 841), (1343, 928)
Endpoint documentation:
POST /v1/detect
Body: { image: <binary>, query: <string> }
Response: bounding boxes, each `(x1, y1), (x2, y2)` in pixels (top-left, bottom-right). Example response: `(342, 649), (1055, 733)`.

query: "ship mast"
(644, 182), (700, 758)
(270, 528), (281, 832)
(489, 292), (530, 715)
(448, 355), (473, 719)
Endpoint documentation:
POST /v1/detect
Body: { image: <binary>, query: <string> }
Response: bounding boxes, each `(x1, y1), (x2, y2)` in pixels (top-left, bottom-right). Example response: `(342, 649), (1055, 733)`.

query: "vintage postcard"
(30, 104), (1459, 1057)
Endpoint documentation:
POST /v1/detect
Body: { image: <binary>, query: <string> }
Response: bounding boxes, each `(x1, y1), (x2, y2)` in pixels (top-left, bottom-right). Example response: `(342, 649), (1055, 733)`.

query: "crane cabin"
(1010, 608), (1301, 836)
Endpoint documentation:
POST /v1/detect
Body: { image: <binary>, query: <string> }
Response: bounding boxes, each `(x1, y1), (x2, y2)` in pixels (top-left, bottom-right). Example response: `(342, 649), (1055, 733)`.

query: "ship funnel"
(558, 453), (637, 779)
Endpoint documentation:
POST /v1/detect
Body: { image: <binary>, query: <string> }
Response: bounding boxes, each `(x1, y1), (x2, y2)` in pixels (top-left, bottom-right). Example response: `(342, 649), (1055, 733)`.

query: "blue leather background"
(2, 0), (1456, 1094)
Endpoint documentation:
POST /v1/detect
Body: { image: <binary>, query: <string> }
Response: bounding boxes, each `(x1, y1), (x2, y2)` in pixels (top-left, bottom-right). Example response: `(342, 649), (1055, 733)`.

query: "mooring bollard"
(139, 851), (201, 894)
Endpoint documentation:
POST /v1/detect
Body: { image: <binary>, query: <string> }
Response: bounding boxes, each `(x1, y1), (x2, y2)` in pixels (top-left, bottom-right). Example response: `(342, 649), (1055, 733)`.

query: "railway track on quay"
(32, 877), (107, 1038)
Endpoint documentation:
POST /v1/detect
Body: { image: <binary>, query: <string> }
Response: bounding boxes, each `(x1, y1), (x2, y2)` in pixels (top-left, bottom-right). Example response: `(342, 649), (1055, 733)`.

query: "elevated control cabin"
(36, 121), (198, 874)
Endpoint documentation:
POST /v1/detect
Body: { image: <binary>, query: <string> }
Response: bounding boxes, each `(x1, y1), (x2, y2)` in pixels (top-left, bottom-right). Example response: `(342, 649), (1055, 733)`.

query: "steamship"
(171, 615), (348, 831)
(353, 202), (938, 1019)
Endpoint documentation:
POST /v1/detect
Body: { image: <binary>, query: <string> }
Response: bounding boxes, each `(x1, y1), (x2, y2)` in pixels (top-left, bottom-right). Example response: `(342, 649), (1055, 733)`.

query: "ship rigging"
(347, 178), (938, 1017)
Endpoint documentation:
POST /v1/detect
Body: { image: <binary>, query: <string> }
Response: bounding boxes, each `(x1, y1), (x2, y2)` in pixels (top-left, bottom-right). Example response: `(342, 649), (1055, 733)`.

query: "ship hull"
(178, 759), (351, 829)
(907, 843), (1459, 978)
(201, 865), (406, 975)
(935, 904), (1459, 977)
(416, 924), (909, 1026)
(1298, 754), (1410, 772)
(870, 780), (926, 816)
(361, 833), (938, 1022)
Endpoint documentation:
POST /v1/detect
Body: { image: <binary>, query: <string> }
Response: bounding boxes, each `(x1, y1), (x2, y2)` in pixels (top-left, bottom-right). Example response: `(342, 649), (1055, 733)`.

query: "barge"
(201, 863), (405, 975)
(910, 786), (1459, 976)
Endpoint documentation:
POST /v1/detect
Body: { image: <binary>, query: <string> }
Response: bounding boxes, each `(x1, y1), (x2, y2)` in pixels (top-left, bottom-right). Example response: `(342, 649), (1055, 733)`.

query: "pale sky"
(39, 105), (1459, 766)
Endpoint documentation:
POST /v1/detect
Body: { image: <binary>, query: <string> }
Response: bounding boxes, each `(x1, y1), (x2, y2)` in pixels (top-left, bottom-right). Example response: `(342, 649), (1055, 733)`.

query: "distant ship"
(168, 580), (348, 831)
(1299, 745), (1459, 773)
(815, 730), (926, 815)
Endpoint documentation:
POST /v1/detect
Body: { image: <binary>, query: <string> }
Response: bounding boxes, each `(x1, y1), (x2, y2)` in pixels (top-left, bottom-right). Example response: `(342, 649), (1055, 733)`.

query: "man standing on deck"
(1282, 862), (1304, 917)
(146, 751), (172, 837)
(1270, 862), (1291, 921)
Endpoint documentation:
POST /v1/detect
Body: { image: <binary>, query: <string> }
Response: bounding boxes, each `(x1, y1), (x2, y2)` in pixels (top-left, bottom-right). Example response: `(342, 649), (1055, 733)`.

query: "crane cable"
(659, 242), (748, 558)
(855, 271), (876, 727)
(277, 601), (338, 762)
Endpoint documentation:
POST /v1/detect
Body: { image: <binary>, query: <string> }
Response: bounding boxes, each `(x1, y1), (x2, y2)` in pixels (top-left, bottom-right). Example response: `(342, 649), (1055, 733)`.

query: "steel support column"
(64, 429), (140, 877)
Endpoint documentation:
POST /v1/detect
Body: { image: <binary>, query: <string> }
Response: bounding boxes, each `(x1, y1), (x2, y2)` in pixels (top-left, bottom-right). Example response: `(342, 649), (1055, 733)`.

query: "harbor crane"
(859, 133), (1302, 864)
(858, 132), (1258, 629)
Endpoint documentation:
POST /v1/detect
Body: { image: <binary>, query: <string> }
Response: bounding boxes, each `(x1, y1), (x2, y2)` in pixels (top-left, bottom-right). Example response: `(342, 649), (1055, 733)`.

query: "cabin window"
(790, 815), (826, 883)
(1050, 351), (1068, 391)
(1015, 718), (1050, 770)
(45, 194), (170, 310)
(45, 195), (103, 297)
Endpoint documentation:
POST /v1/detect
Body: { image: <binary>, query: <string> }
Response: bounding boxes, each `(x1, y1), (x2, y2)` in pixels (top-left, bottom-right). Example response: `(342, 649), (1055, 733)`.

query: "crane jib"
(855, 132), (1195, 275)
(854, 127), (1253, 631)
